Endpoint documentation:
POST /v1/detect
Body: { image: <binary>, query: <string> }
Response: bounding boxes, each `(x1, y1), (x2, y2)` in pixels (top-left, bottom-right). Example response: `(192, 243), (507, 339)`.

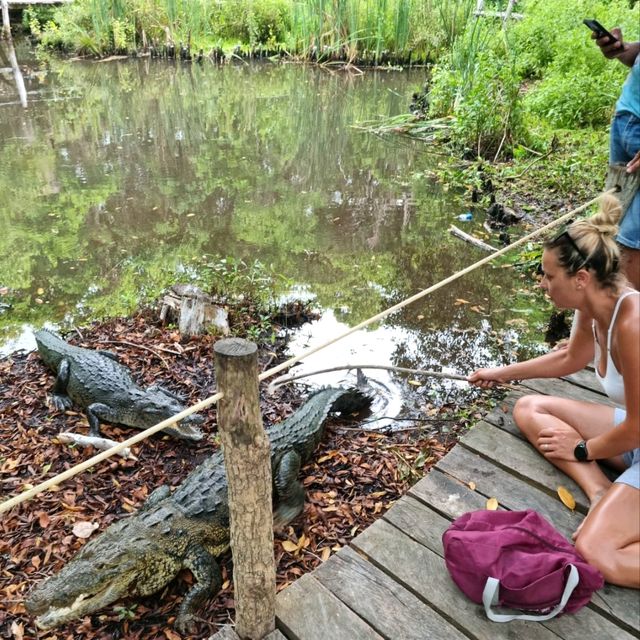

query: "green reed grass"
(35, 0), (477, 62)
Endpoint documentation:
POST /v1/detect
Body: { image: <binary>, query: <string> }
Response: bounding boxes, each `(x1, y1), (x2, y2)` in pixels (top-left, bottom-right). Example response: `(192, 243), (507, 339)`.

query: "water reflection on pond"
(0, 52), (546, 422)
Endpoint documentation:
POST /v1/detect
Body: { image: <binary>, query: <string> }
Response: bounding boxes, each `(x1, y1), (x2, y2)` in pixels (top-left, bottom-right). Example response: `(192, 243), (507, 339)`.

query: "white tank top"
(593, 290), (639, 409)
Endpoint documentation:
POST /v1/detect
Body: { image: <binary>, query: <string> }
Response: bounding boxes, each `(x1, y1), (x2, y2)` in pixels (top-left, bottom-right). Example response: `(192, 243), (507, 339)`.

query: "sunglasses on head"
(553, 229), (590, 267)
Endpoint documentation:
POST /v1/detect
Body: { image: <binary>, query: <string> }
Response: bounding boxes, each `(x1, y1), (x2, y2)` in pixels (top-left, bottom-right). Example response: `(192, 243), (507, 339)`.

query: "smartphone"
(583, 19), (618, 44)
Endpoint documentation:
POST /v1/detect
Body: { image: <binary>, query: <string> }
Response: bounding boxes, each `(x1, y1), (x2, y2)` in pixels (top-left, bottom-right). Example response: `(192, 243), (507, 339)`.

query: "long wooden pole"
(214, 338), (275, 640)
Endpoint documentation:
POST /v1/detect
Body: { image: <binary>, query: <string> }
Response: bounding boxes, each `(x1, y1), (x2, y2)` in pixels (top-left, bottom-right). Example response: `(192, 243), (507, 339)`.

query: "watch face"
(574, 441), (588, 462)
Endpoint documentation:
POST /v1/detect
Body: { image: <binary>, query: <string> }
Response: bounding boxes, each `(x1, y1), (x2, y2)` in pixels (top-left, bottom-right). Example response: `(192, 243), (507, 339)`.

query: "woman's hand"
(627, 150), (640, 174)
(538, 425), (583, 461)
(467, 368), (506, 389)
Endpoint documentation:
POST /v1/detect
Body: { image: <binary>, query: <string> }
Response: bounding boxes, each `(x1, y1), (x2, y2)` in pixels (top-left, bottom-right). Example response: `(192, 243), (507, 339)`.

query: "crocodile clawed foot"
(51, 394), (73, 411)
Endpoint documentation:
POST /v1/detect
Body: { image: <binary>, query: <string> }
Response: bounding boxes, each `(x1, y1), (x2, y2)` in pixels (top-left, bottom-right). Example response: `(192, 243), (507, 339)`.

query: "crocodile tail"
(329, 388), (373, 416)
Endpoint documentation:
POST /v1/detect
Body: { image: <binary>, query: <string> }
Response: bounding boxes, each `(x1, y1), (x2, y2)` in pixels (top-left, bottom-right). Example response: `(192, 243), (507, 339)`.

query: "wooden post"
(214, 338), (275, 640)
(1, 0), (10, 39)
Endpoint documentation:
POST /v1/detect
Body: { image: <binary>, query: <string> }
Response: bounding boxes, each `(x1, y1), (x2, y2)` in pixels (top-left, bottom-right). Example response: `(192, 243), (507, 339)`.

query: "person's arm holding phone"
(591, 25), (640, 67)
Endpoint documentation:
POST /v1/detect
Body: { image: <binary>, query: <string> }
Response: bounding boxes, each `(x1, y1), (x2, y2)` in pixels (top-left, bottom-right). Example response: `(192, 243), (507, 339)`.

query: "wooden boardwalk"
(244, 371), (640, 640)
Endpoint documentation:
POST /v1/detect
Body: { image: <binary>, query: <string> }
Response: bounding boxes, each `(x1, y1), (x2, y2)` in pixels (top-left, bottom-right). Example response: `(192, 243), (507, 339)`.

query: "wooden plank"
(483, 389), (529, 436)
(314, 546), (467, 640)
(562, 368), (606, 395)
(384, 493), (451, 552)
(379, 490), (637, 640)
(208, 627), (241, 640)
(351, 518), (562, 640)
(519, 377), (616, 406)
(460, 420), (586, 503)
(434, 448), (584, 537)
(276, 573), (383, 640)
(409, 465), (498, 518)
(208, 628), (286, 640)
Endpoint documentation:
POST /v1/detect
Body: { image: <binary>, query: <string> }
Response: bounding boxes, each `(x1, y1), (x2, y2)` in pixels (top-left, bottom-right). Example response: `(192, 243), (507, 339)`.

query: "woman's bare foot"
(572, 488), (609, 541)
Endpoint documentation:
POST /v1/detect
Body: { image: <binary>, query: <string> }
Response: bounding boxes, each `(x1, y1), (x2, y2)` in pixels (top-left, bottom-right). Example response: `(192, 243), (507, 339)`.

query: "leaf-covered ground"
(0, 312), (459, 640)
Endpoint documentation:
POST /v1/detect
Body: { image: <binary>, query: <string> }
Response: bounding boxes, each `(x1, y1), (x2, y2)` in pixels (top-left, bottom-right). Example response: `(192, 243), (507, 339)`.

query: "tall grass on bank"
(27, 0), (473, 64)
(288, 0), (413, 64)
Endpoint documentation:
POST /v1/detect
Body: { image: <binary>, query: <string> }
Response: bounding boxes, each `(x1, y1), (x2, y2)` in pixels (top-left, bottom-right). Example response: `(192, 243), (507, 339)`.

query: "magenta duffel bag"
(443, 509), (604, 622)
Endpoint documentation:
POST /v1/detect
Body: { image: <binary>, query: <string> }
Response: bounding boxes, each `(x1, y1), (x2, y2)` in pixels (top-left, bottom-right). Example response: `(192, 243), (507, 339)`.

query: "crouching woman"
(469, 194), (639, 588)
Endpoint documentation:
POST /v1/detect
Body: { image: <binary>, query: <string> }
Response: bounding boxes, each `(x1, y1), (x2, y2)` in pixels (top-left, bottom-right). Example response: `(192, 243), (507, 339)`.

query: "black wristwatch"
(574, 440), (589, 462)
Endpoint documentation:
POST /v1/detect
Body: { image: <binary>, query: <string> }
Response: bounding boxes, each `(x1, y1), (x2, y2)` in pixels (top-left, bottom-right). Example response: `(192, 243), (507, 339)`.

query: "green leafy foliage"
(428, 20), (525, 158)
(422, 0), (638, 155)
(512, 0), (637, 128)
(27, 0), (482, 63)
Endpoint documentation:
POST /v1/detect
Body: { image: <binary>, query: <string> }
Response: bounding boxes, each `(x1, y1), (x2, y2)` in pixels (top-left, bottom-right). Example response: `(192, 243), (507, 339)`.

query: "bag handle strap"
(482, 564), (579, 623)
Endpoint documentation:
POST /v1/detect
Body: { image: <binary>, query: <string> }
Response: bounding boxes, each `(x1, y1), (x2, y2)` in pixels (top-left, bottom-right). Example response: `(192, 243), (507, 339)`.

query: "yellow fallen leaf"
(486, 497), (499, 511)
(455, 298), (470, 305)
(408, 379), (421, 386)
(468, 481), (476, 491)
(320, 547), (331, 562)
(557, 486), (576, 510)
(281, 540), (299, 553)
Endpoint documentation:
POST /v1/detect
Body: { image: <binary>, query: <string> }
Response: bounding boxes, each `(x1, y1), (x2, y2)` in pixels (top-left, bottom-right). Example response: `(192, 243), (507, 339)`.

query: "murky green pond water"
(0, 47), (549, 421)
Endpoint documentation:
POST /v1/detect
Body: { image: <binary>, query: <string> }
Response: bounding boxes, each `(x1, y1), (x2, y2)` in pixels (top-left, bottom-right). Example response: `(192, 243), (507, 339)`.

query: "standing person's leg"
(618, 189), (640, 290)
(610, 111), (640, 289)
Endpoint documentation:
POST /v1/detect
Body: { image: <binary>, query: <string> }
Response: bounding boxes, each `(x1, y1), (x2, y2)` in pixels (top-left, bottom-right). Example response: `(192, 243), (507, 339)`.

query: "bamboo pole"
(214, 338), (275, 640)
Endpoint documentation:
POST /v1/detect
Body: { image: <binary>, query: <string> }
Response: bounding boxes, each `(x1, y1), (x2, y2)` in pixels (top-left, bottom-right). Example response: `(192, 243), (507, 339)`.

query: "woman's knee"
(513, 394), (547, 434)
(575, 531), (599, 568)
(575, 532), (615, 583)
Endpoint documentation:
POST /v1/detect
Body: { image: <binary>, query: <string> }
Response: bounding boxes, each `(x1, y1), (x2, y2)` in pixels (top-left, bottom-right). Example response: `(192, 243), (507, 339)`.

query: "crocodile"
(26, 386), (370, 632)
(35, 328), (204, 441)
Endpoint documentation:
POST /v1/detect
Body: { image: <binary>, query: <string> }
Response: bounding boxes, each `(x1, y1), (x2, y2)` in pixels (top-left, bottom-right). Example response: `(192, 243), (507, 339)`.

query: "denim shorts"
(614, 407), (640, 489)
(610, 111), (640, 250)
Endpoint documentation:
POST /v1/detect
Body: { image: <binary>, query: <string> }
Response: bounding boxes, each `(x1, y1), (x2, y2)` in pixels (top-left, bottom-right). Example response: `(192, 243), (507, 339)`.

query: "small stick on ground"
(56, 432), (137, 460)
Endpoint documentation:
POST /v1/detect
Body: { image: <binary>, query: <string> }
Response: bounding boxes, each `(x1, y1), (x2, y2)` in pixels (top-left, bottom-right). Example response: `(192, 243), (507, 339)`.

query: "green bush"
(524, 65), (622, 127)
(428, 20), (524, 158)
(212, 0), (291, 47)
(513, 0), (637, 127)
(453, 51), (525, 157)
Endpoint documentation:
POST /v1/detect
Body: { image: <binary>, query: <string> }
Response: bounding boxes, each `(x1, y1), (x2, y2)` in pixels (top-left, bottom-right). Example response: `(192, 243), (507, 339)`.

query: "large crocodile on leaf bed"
(26, 386), (370, 632)
(35, 328), (204, 441)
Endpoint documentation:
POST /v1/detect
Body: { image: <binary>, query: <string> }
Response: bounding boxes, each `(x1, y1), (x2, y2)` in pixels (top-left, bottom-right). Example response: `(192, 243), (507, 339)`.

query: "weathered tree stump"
(214, 338), (275, 640)
(159, 284), (229, 337)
